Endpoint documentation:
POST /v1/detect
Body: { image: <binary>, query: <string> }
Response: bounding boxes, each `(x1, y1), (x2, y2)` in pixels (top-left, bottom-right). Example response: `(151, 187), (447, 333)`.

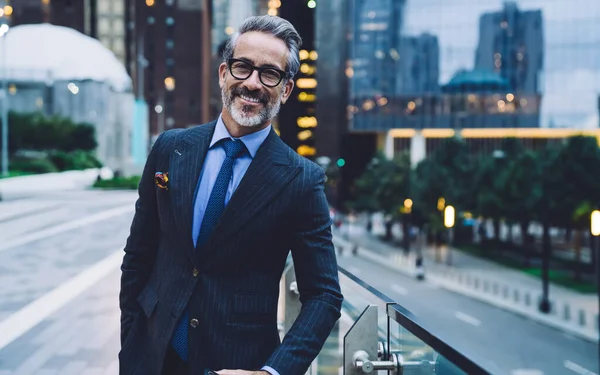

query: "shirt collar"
(210, 115), (272, 158)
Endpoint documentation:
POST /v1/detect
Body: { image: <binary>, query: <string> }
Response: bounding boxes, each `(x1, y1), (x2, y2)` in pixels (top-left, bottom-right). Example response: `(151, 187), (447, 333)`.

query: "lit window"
(146, 0), (155, 6)
(297, 145), (316, 156)
(297, 130), (313, 141)
(297, 116), (317, 128)
(296, 78), (317, 89)
(164, 77), (176, 91)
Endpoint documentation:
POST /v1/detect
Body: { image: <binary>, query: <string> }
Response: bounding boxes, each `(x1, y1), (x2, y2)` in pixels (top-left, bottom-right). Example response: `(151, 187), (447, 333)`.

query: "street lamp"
(0, 22), (9, 177)
(538, 220), (552, 313)
(402, 199), (413, 254)
(444, 205), (455, 265)
(591, 209), (600, 370)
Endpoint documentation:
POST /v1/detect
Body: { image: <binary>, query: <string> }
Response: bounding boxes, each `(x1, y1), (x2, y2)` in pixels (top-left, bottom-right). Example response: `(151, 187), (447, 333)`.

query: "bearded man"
(118, 15), (343, 375)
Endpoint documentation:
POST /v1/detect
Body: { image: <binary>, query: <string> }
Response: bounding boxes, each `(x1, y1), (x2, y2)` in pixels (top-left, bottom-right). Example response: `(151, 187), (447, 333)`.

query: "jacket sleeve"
(263, 164), (343, 375)
(119, 132), (165, 346)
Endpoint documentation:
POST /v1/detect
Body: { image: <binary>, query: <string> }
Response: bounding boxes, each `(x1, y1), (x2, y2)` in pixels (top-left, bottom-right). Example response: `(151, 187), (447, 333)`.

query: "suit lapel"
(169, 122), (216, 262)
(204, 129), (301, 255)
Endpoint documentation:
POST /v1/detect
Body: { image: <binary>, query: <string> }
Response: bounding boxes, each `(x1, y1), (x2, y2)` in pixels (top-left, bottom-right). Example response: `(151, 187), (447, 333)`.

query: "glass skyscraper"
(343, 0), (600, 131)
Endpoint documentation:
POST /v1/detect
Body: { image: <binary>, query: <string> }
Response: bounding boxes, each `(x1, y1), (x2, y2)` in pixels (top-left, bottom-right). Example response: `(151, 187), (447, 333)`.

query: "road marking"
(0, 205), (132, 253)
(0, 249), (123, 350)
(347, 266), (362, 275)
(0, 202), (61, 223)
(564, 360), (596, 375)
(391, 284), (408, 295)
(454, 311), (481, 327)
(511, 370), (543, 375)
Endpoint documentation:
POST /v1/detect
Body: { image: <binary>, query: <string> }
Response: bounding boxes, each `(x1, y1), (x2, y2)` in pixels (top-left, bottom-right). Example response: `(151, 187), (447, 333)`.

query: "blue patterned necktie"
(171, 138), (247, 361)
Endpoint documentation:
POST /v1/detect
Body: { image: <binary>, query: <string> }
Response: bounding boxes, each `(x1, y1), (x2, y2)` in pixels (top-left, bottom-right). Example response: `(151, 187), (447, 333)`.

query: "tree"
(412, 137), (474, 238)
(348, 152), (412, 241)
(555, 136), (600, 279)
(1, 111), (97, 154)
(347, 153), (384, 217)
(502, 149), (542, 265)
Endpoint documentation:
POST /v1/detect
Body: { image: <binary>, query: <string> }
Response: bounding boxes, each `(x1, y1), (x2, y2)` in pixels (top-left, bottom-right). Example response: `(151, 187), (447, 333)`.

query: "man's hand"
(213, 371), (269, 375)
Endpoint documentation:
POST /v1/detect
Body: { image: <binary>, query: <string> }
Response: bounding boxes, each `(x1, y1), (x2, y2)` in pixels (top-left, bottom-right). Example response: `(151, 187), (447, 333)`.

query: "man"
(119, 15), (343, 375)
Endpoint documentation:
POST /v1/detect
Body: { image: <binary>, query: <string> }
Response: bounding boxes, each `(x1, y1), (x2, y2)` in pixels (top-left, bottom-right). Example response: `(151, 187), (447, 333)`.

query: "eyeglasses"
(227, 58), (288, 88)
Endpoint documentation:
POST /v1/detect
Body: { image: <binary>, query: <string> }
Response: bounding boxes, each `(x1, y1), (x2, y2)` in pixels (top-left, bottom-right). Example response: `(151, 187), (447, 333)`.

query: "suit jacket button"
(192, 268), (199, 277)
(190, 318), (199, 328)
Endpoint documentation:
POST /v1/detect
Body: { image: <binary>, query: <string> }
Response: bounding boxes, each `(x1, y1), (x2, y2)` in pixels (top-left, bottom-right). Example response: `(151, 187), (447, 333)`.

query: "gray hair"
(222, 15), (302, 80)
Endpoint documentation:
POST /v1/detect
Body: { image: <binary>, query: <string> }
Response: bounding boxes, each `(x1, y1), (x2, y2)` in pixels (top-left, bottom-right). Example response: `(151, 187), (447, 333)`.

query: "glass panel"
(387, 304), (498, 374)
(309, 267), (393, 375)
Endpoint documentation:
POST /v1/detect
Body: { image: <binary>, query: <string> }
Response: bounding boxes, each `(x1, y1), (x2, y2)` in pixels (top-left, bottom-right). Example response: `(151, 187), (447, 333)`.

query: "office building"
(396, 33), (440, 96)
(8, 0), (130, 71)
(475, 2), (543, 94)
(277, 0), (317, 156)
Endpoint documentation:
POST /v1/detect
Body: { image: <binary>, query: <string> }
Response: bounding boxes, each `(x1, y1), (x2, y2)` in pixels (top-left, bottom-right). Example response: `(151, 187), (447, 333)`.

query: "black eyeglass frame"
(227, 58), (289, 88)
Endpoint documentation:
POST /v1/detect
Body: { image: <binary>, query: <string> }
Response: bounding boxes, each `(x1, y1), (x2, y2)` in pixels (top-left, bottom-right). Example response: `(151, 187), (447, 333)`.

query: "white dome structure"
(0, 24), (131, 92)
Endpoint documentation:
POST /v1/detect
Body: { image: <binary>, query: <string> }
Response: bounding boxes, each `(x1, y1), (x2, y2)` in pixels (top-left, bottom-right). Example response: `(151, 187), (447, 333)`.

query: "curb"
(333, 236), (599, 343)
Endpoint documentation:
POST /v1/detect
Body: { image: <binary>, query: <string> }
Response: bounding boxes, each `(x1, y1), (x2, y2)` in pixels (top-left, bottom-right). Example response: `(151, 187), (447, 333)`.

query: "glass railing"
(279, 261), (496, 374)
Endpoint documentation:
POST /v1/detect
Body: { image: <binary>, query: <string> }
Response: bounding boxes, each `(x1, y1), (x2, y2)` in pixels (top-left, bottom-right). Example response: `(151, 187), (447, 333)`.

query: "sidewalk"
(0, 168), (111, 201)
(334, 223), (599, 342)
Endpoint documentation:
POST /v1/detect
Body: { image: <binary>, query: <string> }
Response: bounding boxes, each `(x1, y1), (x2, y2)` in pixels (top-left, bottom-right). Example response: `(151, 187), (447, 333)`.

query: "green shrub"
(9, 157), (59, 174)
(94, 176), (141, 190)
(49, 150), (102, 171)
(2, 111), (97, 154)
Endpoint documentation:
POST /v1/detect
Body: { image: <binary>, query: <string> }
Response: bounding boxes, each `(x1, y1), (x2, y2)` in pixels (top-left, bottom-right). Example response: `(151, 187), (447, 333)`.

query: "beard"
(222, 85), (283, 128)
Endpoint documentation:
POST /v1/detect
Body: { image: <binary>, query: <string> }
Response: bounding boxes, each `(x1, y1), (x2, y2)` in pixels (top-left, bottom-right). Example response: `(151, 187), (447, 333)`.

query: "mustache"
(231, 87), (268, 104)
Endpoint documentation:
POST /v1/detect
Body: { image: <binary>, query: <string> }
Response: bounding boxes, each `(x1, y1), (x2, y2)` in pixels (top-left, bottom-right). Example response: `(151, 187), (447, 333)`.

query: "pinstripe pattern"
(119, 121), (343, 375)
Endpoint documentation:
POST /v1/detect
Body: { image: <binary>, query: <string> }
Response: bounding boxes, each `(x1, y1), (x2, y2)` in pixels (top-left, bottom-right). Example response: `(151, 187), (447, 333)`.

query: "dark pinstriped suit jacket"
(118, 121), (343, 375)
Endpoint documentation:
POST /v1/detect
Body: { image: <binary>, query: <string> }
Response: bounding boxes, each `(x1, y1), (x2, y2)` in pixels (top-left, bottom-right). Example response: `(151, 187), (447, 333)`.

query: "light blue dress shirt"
(192, 115), (271, 247)
(190, 116), (280, 375)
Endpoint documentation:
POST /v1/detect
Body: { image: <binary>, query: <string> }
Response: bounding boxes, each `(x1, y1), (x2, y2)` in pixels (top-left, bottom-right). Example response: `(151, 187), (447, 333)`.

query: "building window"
(98, 18), (110, 34)
(98, 0), (110, 13)
(112, 20), (125, 35)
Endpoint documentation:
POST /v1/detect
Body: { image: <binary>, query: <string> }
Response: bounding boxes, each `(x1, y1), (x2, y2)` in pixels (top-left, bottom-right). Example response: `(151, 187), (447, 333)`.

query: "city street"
(0, 190), (136, 374)
(338, 254), (599, 375)
(0, 190), (597, 374)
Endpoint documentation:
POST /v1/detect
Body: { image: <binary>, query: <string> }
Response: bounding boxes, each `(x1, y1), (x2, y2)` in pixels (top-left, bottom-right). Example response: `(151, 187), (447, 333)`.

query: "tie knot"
(221, 139), (246, 159)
